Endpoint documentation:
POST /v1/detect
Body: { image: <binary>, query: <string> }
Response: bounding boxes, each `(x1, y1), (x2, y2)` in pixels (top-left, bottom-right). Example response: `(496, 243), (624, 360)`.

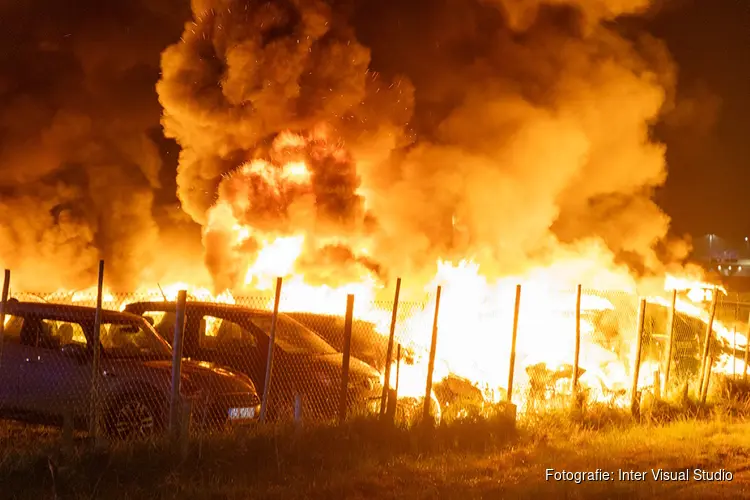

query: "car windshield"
(248, 314), (337, 355)
(99, 319), (172, 359)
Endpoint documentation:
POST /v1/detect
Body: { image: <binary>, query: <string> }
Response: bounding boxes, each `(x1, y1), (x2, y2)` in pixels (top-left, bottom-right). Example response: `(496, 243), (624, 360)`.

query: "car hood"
(141, 359), (258, 397)
(311, 352), (382, 384)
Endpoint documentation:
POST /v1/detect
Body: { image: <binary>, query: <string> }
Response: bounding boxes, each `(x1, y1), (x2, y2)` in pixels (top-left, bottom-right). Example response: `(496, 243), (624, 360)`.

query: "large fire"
(0, 0), (740, 419)
(12, 131), (742, 416)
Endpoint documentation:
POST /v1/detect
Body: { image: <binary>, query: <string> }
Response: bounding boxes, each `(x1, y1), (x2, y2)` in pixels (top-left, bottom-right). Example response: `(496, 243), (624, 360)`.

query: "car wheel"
(105, 395), (164, 440)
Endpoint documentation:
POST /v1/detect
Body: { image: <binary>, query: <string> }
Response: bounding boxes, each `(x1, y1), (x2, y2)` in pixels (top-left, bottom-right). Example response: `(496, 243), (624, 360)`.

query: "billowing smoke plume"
(158, 0), (687, 293)
(0, 0), (707, 298)
(353, 0), (690, 286)
(0, 0), (196, 291)
(158, 0), (412, 291)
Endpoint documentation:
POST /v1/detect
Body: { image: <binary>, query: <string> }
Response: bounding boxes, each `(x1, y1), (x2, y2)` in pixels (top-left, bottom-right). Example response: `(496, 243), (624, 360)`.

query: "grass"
(0, 413), (517, 500)
(3, 387), (750, 499)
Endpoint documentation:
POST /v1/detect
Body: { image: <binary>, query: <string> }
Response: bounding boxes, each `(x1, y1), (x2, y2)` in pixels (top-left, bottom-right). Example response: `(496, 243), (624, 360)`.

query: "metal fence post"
(386, 344), (402, 423)
(293, 393), (302, 428)
(744, 310), (750, 383)
(394, 344), (401, 410)
(380, 277), (402, 417)
(698, 289), (719, 402)
(631, 299), (646, 417)
(507, 285), (521, 403)
(260, 277), (283, 423)
(702, 354), (714, 403)
(0, 269), (10, 373)
(169, 290), (188, 438)
(423, 286), (442, 423)
(338, 294), (355, 424)
(88, 260), (104, 439)
(734, 331), (737, 380)
(179, 399), (192, 460)
(572, 284), (582, 395)
(663, 290), (677, 389)
(734, 300), (739, 379)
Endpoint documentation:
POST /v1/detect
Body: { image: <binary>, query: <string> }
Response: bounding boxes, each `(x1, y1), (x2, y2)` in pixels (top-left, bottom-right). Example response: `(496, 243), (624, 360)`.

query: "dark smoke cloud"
(158, 0), (413, 290)
(158, 0), (413, 226)
(0, 0), (702, 293)
(0, 0), (190, 291)
(158, 0), (691, 292)
(346, 0), (683, 284)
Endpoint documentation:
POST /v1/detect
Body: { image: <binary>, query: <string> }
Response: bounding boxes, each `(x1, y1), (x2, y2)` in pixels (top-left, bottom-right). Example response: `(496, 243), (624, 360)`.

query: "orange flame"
(13, 133), (744, 414)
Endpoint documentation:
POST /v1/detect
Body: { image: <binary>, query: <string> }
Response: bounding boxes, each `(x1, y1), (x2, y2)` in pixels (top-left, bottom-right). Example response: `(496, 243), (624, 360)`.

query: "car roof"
(124, 300), (272, 316)
(123, 301), (387, 331)
(4, 300), (147, 324)
(124, 301), (363, 318)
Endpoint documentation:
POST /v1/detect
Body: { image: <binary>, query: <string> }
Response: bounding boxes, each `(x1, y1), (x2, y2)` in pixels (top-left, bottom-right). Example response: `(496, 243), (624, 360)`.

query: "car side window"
(40, 319), (87, 349)
(200, 315), (258, 350)
(2, 315), (24, 345)
(143, 310), (176, 345)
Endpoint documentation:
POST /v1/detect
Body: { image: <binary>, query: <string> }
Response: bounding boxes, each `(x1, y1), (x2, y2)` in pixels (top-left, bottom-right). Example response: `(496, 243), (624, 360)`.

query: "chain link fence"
(2, 275), (750, 446)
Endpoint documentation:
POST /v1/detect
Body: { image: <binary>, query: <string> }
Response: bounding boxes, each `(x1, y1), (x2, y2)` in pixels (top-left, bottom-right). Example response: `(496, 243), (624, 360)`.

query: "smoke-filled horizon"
(0, 0), (200, 292)
(0, 0), (733, 294)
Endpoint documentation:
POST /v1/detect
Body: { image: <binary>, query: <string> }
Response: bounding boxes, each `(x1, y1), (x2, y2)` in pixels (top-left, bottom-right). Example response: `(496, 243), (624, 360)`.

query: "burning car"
(286, 312), (486, 421)
(284, 313), (390, 371)
(0, 301), (261, 439)
(123, 301), (384, 421)
(518, 293), (739, 408)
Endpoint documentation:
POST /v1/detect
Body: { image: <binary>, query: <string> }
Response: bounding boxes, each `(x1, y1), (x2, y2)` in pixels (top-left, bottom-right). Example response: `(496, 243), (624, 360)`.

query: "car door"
(0, 314), (25, 410)
(16, 317), (92, 420)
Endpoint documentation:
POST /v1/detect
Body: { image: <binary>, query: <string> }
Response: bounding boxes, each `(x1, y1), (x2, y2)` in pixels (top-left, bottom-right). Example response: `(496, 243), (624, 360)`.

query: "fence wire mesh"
(2, 284), (750, 443)
(0, 300), (175, 440)
(0, 293), (263, 440)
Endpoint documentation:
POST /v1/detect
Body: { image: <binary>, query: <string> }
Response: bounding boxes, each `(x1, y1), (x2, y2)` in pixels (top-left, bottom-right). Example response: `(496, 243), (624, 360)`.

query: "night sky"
(649, 0), (750, 241)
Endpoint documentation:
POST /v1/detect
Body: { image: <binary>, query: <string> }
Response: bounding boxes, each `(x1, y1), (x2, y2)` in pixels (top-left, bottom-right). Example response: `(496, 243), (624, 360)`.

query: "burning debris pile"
(0, 0), (740, 416)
